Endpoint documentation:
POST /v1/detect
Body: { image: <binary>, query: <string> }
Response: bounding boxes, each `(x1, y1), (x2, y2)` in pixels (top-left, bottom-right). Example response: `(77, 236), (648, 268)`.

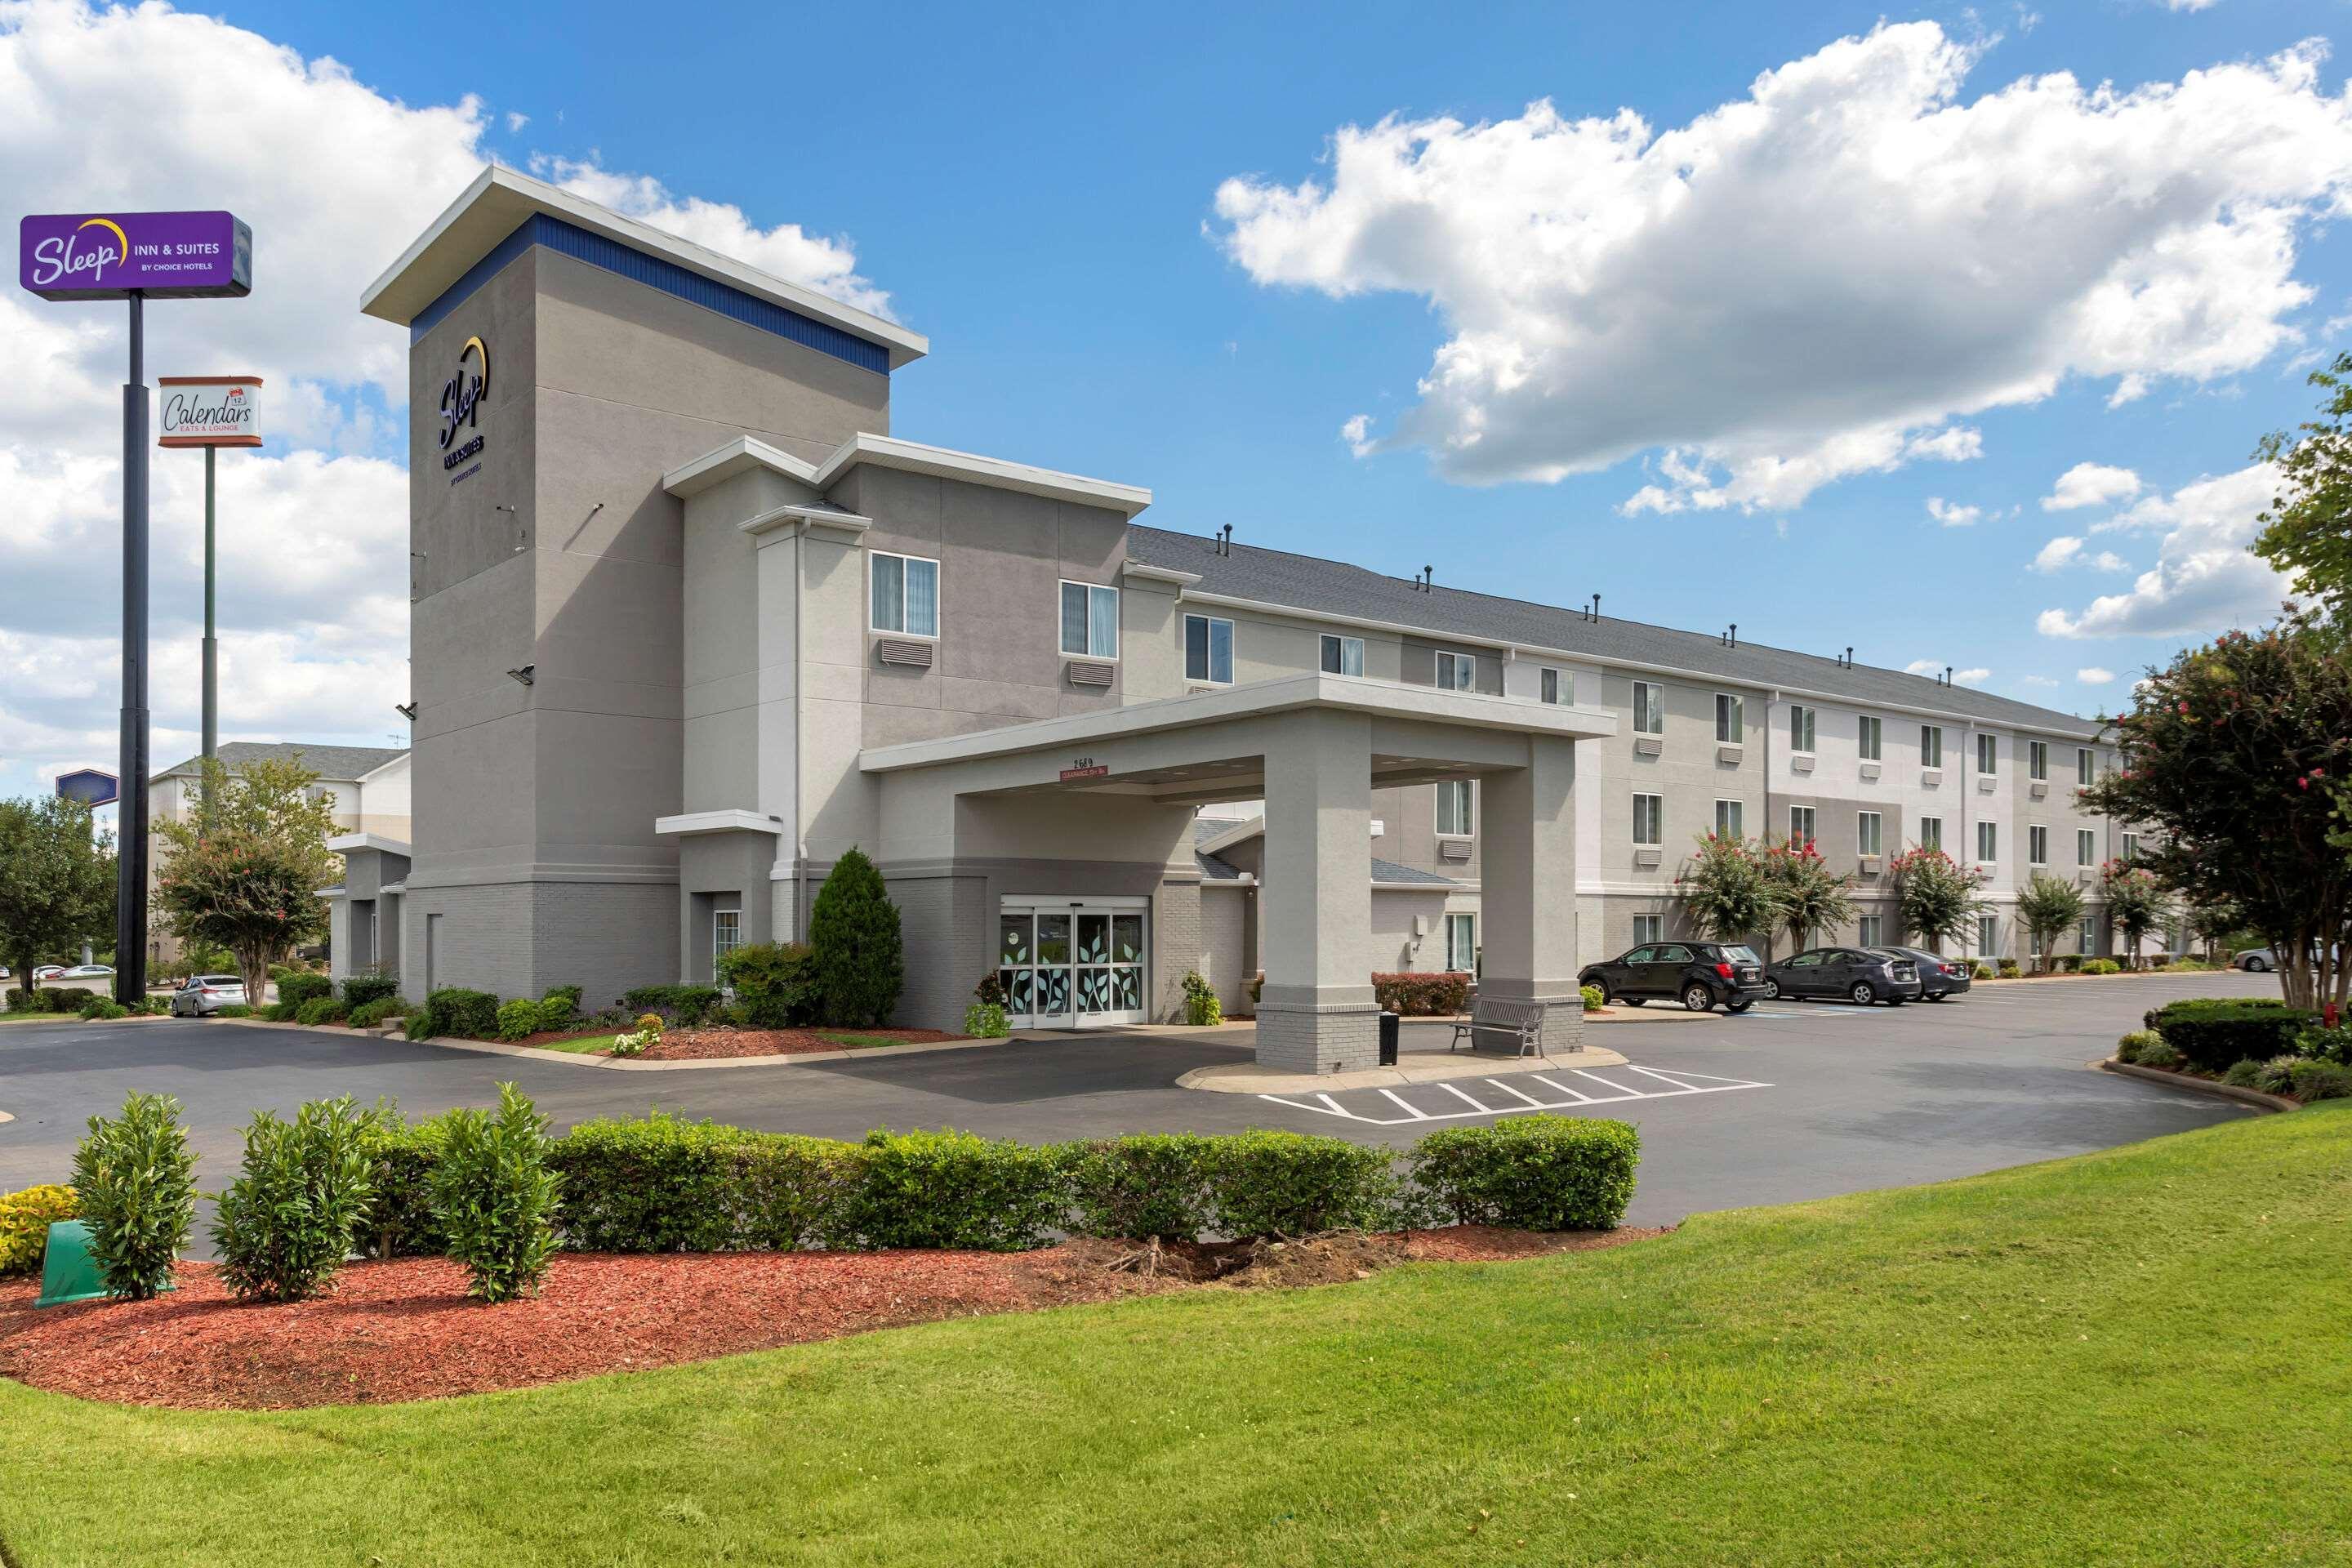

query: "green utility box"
(33, 1220), (110, 1307)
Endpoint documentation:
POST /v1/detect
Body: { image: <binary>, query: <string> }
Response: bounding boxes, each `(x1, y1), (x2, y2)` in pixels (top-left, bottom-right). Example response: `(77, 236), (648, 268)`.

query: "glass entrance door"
(999, 902), (1147, 1027)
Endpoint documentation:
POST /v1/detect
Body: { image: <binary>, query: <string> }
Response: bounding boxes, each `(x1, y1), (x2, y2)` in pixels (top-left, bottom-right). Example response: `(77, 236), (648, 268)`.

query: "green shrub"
(416, 987), (501, 1040)
(1997, 960), (2021, 979)
(2221, 1059), (2267, 1088)
(532, 991), (577, 1034)
(1060, 1134), (1215, 1241)
(2145, 998), (2319, 1073)
(276, 972), (334, 1009)
(69, 1092), (196, 1300)
(2115, 1029), (2162, 1064)
(2292, 1024), (2352, 1066)
(2053, 954), (2081, 974)
(542, 983), (583, 1014)
(1181, 969), (1223, 1027)
(0, 1184), (79, 1276)
(2252, 1055), (2302, 1096)
(3, 987), (28, 1012)
(430, 1082), (560, 1302)
(550, 1114), (752, 1254)
(1205, 1131), (1401, 1238)
(359, 1107), (455, 1258)
(259, 1000), (299, 1022)
(74, 991), (106, 1018)
(79, 999), (129, 1020)
(619, 983), (724, 1027)
(2287, 1059), (2352, 1101)
(962, 1001), (1009, 1038)
(1580, 983), (1606, 1011)
(496, 998), (544, 1042)
(719, 942), (822, 1028)
(2137, 1038), (2183, 1068)
(2082, 958), (2121, 975)
(843, 1129), (1064, 1251)
(210, 1097), (375, 1302)
(346, 997), (403, 1029)
(1372, 971), (1472, 1016)
(810, 848), (905, 1027)
(733, 1134), (868, 1251)
(295, 997), (347, 1027)
(212, 1003), (252, 1018)
(1408, 1116), (1641, 1232)
(340, 970), (399, 1009)
(1970, 961), (1995, 981)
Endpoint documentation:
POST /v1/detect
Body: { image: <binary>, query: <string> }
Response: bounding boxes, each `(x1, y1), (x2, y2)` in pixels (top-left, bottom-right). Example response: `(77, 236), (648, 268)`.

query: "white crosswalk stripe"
(1258, 1063), (1771, 1125)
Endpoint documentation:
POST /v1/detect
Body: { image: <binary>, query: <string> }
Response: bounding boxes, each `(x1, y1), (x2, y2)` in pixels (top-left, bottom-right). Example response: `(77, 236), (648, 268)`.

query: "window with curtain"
(1319, 634), (1364, 676)
(1632, 680), (1663, 735)
(2029, 741), (2048, 781)
(870, 552), (938, 637)
(1059, 581), (1119, 658)
(1919, 815), (1942, 851)
(1977, 821), (1998, 862)
(1632, 914), (1664, 946)
(1184, 614), (1233, 684)
(1541, 667), (1561, 704)
(1978, 913), (2000, 956)
(1921, 724), (1944, 768)
(2029, 825), (2048, 865)
(2078, 828), (2096, 866)
(1789, 805), (1815, 844)
(1976, 733), (1997, 774)
(1633, 792), (1664, 845)
(1715, 693), (1744, 743)
(1437, 779), (1472, 836)
(1858, 811), (1882, 856)
(1789, 704), (1816, 753)
(2078, 748), (2095, 786)
(1445, 913), (1477, 972)
(1714, 799), (1743, 838)
(1858, 915), (1882, 947)
(1436, 650), (1477, 690)
(1859, 715), (1882, 761)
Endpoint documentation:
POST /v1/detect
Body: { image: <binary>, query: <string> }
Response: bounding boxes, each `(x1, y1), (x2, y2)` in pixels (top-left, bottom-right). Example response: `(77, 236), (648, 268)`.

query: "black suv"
(1579, 941), (1770, 1013)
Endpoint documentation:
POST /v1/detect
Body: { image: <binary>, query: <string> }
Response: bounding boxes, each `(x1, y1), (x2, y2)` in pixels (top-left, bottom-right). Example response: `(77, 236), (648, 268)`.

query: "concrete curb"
(1178, 1045), (1630, 1095)
(211, 1013), (1021, 1072)
(1585, 1006), (1719, 1025)
(2097, 1057), (2297, 1113)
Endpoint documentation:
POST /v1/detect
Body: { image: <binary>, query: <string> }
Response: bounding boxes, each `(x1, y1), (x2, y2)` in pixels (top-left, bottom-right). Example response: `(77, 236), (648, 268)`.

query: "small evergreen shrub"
(1205, 1131), (1401, 1237)
(212, 1003), (252, 1018)
(733, 1134), (868, 1251)
(340, 970), (400, 1009)
(260, 1000), (300, 1022)
(1371, 972), (1473, 1016)
(79, 998), (129, 1020)
(496, 998), (543, 1042)
(430, 1083), (560, 1303)
(0, 1184), (80, 1276)
(843, 1129), (1064, 1251)
(2252, 1055), (2302, 1096)
(2287, 1059), (2352, 1101)
(548, 1115), (862, 1254)
(69, 1092), (196, 1300)
(719, 942), (822, 1028)
(2114, 1029), (2162, 1065)
(276, 972), (334, 1009)
(1180, 969), (1223, 1027)
(359, 1107), (456, 1258)
(295, 997), (348, 1027)
(1408, 1116), (1641, 1232)
(2136, 1038), (2183, 1069)
(619, 984), (724, 1027)
(962, 1001), (1009, 1038)
(210, 1097), (375, 1302)
(1059, 1134), (1216, 1241)
(1581, 983), (1606, 1011)
(347, 997), (403, 1029)
(2221, 1059), (2267, 1088)
(418, 987), (501, 1040)
(2292, 1024), (2352, 1066)
(809, 849), (905, 1027)
(1970, 961), (1995, 980)
(533, 991), (577, 1034)
(2082, 958), (2121, 975)
(1997, 960), (2021, 979)
(542, 983), (583, 1014)
(2145, 999), (2319, 1073)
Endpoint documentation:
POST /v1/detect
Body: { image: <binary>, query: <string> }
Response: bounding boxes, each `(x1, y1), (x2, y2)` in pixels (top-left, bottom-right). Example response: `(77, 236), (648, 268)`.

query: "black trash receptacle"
(1378, 1010), (1401, 1067)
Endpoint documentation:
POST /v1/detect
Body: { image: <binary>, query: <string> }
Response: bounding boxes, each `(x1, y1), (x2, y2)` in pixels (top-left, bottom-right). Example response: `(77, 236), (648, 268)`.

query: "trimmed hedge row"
(1372, 972), (1472, 1016)
(2144, 998), (2319, 1074)
(354, 1111), (1641, 1255)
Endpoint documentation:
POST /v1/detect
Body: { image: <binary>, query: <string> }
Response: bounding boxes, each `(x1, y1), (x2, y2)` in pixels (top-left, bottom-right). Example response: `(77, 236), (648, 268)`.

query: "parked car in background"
(1764, 947), (1922, 1005)
(1871, 946), (1971, 1000)
(2232, 943), (2339, 973)
(32, 964), (69, 982)
(1579, 941), (1771, 1013)
(169, 974), (248, 1017)
(56, 964), (114, 980)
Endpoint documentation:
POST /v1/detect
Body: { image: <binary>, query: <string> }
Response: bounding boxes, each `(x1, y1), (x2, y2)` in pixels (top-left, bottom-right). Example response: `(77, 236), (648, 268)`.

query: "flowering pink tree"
(1889, 845), (1989, 956)
(1760, 834), (1856, 957)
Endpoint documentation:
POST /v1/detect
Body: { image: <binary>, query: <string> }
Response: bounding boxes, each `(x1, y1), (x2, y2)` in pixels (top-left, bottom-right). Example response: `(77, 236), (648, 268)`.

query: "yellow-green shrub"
(0, 1183), (82, 1276)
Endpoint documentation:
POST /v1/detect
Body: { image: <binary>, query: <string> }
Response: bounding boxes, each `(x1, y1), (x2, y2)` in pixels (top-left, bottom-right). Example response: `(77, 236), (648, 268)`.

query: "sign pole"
(203, 443), (217, 760)
(117, 292), (150, 1007)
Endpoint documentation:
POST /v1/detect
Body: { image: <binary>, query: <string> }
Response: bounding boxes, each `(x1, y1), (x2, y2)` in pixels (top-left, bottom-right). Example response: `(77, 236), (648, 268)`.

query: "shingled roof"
(1126, 526), (2105, 740)
(155, 742), (408, 782)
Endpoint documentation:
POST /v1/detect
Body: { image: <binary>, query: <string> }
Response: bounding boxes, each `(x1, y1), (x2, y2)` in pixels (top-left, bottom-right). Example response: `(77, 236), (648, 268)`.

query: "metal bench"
(1448, 996), (1548, 1058)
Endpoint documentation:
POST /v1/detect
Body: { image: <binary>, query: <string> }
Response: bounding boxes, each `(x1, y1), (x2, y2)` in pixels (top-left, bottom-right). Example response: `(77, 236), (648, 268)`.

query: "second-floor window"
(1059, 581), (1119, 659)
(869, 551), (938, 638)
(1633, 680), (1663, 735)
(2078, 828), (2096, 866)
(1319, 634), (1364, 676)
(1436, 650), (1477, 690)
(1715, 799), (1744, 838)
(1184, 614), (1234, 684)
(2078, 747), (2096, 786)
(1790, 703), (1816, 753)
(1858, 810), (1882, 857)
(2029, 741), (2048, 781)
(2029, 824), (2048, 865)
(1541, 667), (1563, 704)
(1859, 715), (1882, 761)
(1716, 693), (1744, 744)
(1789, 805), (1816, 845)
(1977, 733), (1998, 775)
(1437, 779), (1473, 837)
(1922, 724), (1944, 769)
(1633, 792), (1664, 846)
(1977, 821), (1998, 863)
(2122, 831), (2140, 862)
(1919, 814), (1943, 851)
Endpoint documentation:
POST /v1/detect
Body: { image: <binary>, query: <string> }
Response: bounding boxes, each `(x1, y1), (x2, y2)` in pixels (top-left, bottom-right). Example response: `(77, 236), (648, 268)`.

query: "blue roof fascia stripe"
(408, 214), (891, 375)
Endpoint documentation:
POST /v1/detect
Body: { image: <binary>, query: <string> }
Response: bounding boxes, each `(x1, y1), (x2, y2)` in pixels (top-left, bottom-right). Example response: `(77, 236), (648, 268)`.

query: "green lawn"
(523, 1031), (623, 1054)
(816, 1030), (920, 1049)
(3, 1106), (2348, 1566)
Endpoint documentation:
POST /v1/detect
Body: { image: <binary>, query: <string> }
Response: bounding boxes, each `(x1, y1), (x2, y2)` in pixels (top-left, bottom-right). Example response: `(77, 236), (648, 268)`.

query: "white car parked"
(170, 974), (248, 1016)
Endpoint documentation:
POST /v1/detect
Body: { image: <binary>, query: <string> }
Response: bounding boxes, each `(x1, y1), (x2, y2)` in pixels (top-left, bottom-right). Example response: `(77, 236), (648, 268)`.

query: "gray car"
(1870, 946), (1972, 1000)
(1763, 946), (1922, 1005)
(169, 973), (248, 1016)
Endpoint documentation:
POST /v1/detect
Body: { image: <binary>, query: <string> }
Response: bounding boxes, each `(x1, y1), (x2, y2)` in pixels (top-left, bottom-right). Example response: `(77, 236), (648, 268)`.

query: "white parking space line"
(1258, 1062), (1772, 1125)
(1377, 1088), (1430, 1120)
(1527, 1074), (1596, 1102)
(1437, 1081), (1494, 1114)
(1483, 1077), (1550, 1107)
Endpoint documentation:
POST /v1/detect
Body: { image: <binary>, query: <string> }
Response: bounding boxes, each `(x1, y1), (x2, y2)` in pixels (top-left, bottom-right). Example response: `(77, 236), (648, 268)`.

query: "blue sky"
(6, 0), (2350, 810)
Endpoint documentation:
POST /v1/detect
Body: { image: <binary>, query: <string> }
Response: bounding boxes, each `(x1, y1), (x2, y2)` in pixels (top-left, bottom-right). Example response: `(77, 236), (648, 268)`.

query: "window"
(2078, 828), (2096, 866)
(1445, 913), (1477, 972)
(2078, 748), (2096, 786)
(713, 909), (742, 970)
(1919, 815), (1943, 851)
(1922, 724), (1944, 769)
(1976, 821), (1998, 863)
(869, 552), (938, 638)
(1437, 779), (1473, 837)
(1540, 666), (1562, 704)
(2029, 924), (2045, 958)
(1633, 792), (1664, 846)
(1059, 581), (1119, 658)
(1716, 693), (1744, 744)
(1436, 650), (1477, 690)
(1790, 703), (1816, 753)
(2029, 824), (2048, 866)
(1632, 914), (1664, 947)
(2029, 740), (2048, 781)
(1632, 680), (1663, 735)
(1859, 715), (1882, 762)
(1976, 733), (1997, 775)
(1319, 633), (1365, 676)
(2121, 831), (2140, 862)
(1183, 614), (1234, 684)
(1977, 913), (2000, 956)
(1858, 811), (1883, 857)
(2078, 915), (2097, 954)
(1714, 799), (1744, 839)
(1789, 805), (1816, 844)
(1859, 915), (1883, 947)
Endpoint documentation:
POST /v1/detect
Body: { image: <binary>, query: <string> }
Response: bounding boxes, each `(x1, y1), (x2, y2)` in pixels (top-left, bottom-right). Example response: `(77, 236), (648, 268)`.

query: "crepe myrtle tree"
(154, 755), (342, 1010)
(0, 794), (115, 1001)
(2079, 613), (2352, 1012)
(1760, 833), (1856, 957)
(1890, 844), (1990, 956)
(2016, 874), (2087, 973)
(2099, 861), (2174, 971)
(2252, 353), (2352, 624)
(1674, 832), (1779, 949)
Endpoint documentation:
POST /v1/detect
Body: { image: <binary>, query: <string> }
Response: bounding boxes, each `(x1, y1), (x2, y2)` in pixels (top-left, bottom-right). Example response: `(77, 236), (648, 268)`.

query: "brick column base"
(1254, 1001), (1383, 1073)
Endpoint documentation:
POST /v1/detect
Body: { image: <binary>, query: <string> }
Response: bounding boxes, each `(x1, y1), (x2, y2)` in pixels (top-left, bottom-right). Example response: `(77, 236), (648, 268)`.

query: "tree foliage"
(1759, 835), (1856, 955)
(0, 795), (115, 998)
(1890, 845), (1990, 954)
(2016, 873), (2087, 973)
(2078, 616), (2352, 1010)
(808, 847), (904, 1027)
(2253, 354), (2352, 621)
(1675, 833), (1777, 946)
(153, 755), (342, 1010)
(2100, 861), (2175, 969)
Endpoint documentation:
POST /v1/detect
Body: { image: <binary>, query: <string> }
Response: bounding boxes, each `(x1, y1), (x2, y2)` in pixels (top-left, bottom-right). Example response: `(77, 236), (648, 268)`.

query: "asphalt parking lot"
(0, 969), (2276, 1235)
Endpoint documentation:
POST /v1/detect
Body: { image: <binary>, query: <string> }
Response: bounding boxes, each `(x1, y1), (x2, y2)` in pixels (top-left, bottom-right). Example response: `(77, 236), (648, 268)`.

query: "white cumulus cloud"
(2041, 461), (2144, 510)
(2031, 537), (2132, 572)
(2036, 464), (2294, 636)
(2078, 666), (2117, 683)
(1927, 497), (1982, 527)
(1213, 23), (2352, 510)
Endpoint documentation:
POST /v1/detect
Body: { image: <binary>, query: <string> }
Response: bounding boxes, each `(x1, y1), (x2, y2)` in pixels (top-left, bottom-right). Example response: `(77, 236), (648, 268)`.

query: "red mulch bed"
(615, 1026), (966, 1061)
(0, 1227), (1661, 1411)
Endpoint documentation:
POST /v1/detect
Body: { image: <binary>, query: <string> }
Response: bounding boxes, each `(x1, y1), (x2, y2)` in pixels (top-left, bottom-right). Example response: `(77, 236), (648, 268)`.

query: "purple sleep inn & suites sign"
(19, 210), (252, 301)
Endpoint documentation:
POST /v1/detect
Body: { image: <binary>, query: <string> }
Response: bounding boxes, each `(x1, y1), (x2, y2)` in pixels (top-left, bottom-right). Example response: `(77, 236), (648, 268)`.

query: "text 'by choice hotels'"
(19, 211), (252, 301)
